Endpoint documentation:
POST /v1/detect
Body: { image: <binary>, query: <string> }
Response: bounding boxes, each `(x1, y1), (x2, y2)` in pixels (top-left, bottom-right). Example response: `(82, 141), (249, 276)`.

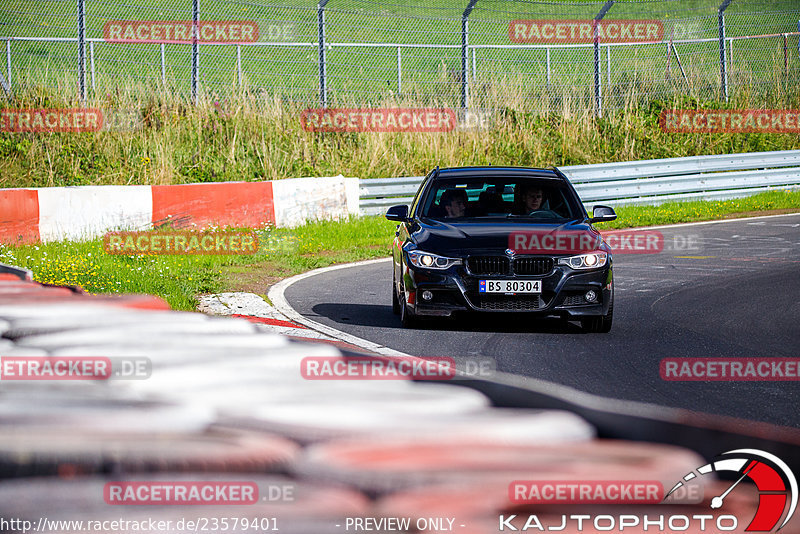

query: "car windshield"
(419, 176), (582, 221)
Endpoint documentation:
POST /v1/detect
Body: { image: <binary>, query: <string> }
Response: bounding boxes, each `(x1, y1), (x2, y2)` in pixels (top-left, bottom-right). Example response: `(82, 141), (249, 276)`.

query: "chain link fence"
(1, 0), (798, 112)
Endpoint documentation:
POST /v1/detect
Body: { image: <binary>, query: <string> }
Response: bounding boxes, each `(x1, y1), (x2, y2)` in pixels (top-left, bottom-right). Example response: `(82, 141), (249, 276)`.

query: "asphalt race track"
(284, 213), (800, 428)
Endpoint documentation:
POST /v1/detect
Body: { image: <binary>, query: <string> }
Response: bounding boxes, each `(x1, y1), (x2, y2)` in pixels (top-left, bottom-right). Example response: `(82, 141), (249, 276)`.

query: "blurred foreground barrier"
(360, 150), (800, 215)
(1, 261), (800, 533)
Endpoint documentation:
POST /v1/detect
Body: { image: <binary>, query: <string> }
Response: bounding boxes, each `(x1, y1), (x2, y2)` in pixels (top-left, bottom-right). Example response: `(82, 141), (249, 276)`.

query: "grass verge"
(2, 82), (800, 188)
(2, 190), (798, 311)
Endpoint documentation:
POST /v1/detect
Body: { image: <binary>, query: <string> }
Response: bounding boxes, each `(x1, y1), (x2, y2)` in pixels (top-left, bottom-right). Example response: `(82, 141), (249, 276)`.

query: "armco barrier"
(0, 176), (359, 244)
(360, 150), (800, 216)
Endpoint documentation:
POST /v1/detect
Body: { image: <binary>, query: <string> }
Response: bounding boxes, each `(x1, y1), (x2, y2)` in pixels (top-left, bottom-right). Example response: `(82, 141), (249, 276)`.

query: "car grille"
(514, 257), (554, 275)
(562, 294), (587, 306)
(467, 256), (510, 275)
(473, 295), (544, 311)
(467, 256), (553, 276)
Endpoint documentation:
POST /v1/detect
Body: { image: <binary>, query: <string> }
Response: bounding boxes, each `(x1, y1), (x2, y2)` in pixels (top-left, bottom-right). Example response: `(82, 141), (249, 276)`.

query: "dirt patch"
(220, 259), (291, 295)
(720, 208), (800, 219)
(300, 245), (388, 260)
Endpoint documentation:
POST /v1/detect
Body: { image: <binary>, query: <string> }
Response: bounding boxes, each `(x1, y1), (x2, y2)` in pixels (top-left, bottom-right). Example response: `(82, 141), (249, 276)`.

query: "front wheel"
(581, 288), (613, 333)
(392, 271), (400, 315)
(399, 282), (417, 328)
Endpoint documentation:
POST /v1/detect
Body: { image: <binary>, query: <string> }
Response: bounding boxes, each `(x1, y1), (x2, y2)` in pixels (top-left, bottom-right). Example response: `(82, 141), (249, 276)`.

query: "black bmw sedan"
(386, 166), (617, 332)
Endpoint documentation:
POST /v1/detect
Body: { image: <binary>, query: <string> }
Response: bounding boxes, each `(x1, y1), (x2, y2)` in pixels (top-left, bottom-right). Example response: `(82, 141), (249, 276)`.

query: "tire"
(399, 281), (417, 329)
(581, 288), (613, 333)
(392, 271), (401, 315)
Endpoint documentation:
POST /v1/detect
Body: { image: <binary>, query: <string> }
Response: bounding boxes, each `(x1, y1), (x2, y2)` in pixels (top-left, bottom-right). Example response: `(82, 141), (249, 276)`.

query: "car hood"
(411, 218), (604, 256)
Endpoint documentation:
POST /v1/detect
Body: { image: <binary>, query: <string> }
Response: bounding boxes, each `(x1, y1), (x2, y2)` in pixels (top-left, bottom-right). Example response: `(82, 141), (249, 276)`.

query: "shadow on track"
(310, 302), (586, 334)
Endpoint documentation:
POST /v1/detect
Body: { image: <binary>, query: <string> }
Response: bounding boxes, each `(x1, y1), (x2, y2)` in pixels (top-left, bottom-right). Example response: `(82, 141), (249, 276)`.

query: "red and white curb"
(197, 292), (326, 339)
(197, 288), (384, 355)
(268, 258), (406, 357)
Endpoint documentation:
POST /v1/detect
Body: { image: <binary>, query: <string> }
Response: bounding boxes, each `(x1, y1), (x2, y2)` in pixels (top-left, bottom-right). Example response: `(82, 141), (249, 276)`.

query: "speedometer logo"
(665, 449), (797, 531)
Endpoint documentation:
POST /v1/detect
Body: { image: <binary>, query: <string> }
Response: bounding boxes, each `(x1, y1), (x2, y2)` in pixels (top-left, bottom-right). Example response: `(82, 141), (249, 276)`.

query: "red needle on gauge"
(711, 462), (757, 509)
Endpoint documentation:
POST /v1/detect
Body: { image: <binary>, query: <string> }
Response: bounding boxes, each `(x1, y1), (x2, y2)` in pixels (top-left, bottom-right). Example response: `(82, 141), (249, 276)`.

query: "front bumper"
(403, 257), (612, 318)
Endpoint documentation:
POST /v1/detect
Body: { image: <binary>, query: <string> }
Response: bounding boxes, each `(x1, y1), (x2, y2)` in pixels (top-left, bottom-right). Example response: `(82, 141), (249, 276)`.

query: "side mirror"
(589, 205), (617, 224)
(385, 205), (409, 222)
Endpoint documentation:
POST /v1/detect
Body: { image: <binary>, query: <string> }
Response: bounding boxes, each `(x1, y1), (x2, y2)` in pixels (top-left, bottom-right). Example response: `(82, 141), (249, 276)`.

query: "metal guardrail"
(359, 150), (800, 216)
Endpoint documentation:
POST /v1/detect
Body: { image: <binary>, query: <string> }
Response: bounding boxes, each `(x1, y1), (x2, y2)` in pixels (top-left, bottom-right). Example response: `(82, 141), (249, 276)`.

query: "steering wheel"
(527, 209), (558, 218)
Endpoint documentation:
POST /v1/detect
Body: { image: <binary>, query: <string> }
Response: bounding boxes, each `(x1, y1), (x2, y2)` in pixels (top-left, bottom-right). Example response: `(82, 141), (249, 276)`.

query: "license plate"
(479, 280), (541, 294)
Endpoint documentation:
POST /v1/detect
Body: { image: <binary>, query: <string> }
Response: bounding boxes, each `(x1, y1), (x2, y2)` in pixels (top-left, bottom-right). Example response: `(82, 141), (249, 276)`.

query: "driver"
(440, 189), (468, 218)
(517, 184), (546, 214)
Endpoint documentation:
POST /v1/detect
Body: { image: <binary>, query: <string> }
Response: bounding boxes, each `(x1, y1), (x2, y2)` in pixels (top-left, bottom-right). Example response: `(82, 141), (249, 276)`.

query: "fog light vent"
(422, 290), (433, 301)
(584, 290), (598, 302)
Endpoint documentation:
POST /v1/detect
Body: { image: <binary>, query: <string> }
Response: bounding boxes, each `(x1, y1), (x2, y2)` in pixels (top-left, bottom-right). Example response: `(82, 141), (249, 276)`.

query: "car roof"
(433, 167), (564, 181)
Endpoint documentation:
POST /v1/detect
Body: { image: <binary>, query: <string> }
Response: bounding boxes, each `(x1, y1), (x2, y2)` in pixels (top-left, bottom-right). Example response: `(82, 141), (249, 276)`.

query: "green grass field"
(1, 0), (798, 106)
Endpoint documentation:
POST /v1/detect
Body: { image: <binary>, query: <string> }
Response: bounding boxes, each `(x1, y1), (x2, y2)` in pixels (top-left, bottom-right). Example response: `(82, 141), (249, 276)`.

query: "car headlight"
(407, 250), (461, 270)
(558, 251), (608, 270)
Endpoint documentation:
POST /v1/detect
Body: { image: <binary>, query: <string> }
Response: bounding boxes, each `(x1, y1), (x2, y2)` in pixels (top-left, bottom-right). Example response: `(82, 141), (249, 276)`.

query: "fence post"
(784, 34), (788, 76)
(318, 0), (330, 108)
(6, 40), (10, 88)
(160, 43), (166, 85)
(191, 0), (199, 104)
(593, 0), (614, 118)
(397, 46), (401, 94)
(546, 47), (550, 88)
(472, 47), (476, 84)
(0, 41), (11, 99)
(237, 44), (242, 86)
(718, 0), (732, 102)
(89, 40), (96, 92)
(606, 44), (611, 90)
(77, 0), (86, 102)
(461, 0), (478, 109)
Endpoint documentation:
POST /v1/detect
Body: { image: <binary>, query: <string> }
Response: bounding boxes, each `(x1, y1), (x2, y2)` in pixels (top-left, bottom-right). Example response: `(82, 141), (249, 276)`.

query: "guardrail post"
(77, 0), (86, 102)
(718, 0), (732, 103)
(318, 0), (330, 108)
(191, 0), (199, 104)
(461, 0), (479, 110)
(593, 0), (614, 118)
